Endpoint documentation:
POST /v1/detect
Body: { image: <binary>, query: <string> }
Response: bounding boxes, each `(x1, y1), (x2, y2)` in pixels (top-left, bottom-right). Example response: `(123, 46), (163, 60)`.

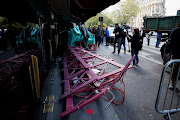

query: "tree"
(0, 17), (8, 26)
(112, 0), (139, 25)
(0, 16), (24, 29)
(85, 13), (114, 27)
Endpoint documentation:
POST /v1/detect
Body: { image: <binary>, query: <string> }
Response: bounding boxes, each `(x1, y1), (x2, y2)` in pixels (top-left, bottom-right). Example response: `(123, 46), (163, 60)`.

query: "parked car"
(108, 27), (115, 44)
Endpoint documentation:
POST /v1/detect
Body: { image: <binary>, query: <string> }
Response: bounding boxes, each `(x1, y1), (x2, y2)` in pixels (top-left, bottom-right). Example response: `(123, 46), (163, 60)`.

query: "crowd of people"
(87, 23), (180, 91)
(87, 23), (144, 66)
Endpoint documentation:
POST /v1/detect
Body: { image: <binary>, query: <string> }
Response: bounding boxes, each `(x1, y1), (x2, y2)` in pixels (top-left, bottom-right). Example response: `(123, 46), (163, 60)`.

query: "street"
(64, 36), (180, 120)
(1, 0), (180, 120)
(98, 37), (165, 120)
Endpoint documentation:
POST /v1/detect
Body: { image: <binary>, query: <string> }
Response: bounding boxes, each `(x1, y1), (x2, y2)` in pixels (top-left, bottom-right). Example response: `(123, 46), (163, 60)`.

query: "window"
(156, 6), (159, 12)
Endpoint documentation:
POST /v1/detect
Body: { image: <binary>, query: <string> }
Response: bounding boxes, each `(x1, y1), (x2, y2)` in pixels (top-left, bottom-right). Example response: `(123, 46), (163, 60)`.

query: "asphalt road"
(36, 36), (180, 120)
(93, 37), (180, 120)
(65, 37), (180, 120)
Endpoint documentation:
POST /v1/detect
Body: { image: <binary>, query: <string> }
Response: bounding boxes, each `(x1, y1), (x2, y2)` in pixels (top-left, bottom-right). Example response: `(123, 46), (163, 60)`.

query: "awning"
(0, 0), (120, 23)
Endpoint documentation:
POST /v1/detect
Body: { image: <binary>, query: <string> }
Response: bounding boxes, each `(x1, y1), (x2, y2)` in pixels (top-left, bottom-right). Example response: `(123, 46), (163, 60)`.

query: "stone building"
(131, 0), (166, 28)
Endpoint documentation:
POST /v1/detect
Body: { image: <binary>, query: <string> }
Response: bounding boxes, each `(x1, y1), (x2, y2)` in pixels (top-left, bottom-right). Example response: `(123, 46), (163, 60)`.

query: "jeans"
(102, 36), (105, 43)
(156, 38), (160, 47)
(131, 49), (139, 65)
(119, 41), (126, 52)
(106, 37), (110, 45)
(95, 36), (101, 47)
(113, 37), (122, 53)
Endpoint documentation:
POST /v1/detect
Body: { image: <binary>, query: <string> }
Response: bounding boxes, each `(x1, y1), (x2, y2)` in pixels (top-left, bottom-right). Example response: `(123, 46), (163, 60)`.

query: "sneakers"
(112, 51), (115, 54)
(124, 51), (126, 54)
(132, 64), (136, 68)
(169, 85), (177, 91)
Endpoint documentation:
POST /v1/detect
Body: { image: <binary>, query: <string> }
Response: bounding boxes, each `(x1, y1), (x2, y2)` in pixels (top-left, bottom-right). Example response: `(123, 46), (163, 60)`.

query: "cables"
(103, 81), (125, 106)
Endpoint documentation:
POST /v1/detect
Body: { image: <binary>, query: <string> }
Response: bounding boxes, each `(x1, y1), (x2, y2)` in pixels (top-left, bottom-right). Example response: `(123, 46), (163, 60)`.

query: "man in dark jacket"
(88, 26), (92, 32)
(95, 25), (103, 48)
(80, 25), (90, 49)
(165, 27), (180, 90)
(112, 23), (124, 54)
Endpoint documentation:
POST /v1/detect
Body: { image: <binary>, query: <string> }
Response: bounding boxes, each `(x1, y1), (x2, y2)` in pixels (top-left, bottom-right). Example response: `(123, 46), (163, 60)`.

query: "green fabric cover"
(68, 26), (95, 46)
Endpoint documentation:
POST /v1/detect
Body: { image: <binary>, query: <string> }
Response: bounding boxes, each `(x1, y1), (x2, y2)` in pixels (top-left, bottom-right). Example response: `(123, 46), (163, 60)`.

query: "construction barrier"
(156, 59), (180, 120)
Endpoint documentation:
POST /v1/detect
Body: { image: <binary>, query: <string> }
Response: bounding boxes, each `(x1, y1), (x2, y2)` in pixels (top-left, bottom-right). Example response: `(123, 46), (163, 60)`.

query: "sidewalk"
(0, 49), (15, 61)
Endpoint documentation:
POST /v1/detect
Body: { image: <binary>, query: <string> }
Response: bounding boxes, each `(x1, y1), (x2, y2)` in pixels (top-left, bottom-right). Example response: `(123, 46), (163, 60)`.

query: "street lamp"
(130, 16), (135, 27)
(125, 13), (129, 25)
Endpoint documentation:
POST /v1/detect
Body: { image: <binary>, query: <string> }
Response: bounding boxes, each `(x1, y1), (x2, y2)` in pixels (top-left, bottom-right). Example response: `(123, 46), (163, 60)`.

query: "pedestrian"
(1, 28), (7, 51)
(88, 26), (92, 32)
(0, 28), (2, 51)
(119, 31), (126, 54)
(79, 24), (90, 49)
(165, 27), (180, 90)
(140, 27), (145, 42)
(147, 31), (153, 46)
(112, 23), (124, 54)
(127, 28), (141, 66)
(95, 25), (103, 48)
(156, 32), (162, 48)
(105, 27), (110, 46)
(92, 26), (96, 34)
(102, 27), (106, 43)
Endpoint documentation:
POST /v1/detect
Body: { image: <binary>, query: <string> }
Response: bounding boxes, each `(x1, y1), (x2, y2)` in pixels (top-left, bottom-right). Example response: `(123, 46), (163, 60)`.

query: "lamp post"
(125, 13), (129, 25)
(130, 16), (135, 28)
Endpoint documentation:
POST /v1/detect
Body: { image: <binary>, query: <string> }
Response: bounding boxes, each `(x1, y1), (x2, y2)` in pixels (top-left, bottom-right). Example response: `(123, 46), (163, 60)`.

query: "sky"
(165, 0), (180, 16)
(105, 0), (180, 16)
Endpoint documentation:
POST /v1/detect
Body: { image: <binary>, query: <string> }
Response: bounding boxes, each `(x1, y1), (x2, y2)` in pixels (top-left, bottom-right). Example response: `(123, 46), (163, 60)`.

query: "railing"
(155, 59), (180, 120)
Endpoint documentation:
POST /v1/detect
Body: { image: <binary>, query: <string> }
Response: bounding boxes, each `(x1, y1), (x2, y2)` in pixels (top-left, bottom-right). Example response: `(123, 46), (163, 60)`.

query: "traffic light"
(99, 17), (103, 22)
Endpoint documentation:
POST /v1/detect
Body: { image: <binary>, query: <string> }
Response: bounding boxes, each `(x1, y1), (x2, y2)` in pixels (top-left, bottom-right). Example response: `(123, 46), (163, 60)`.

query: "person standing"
(165, 27), (180, 90)
(119, 31), (126, 54)
(128, 28), (141, 66)
(140, 28), (145, 43)
(92, 26), (96, 34)
(80, 25), (90, 49)
(147, 31), (153, 46)
(0, 28), (2, 51)
(1, 28), (7, 51)
(88, 26), (92, 32)
(156, 32), (162, 48)
(112, 23), (124, 54)
(105, 27), (110, 46)
(102, 27), (106, 43)
(95, 25), (103, 48)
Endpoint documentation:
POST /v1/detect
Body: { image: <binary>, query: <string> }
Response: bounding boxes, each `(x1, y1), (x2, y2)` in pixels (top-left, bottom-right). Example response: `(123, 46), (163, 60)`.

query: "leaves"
(104, 0), (139, 25)
(85, 13), (114, 27)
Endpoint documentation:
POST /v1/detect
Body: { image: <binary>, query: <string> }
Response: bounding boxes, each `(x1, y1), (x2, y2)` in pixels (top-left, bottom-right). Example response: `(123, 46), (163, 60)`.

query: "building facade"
(131, 0), (166, 28)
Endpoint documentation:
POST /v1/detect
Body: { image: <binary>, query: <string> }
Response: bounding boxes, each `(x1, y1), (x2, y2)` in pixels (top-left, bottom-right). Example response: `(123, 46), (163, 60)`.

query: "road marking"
(124, 42), (161, 55)
(139, 54), (163, 65)
(105, 45), (163, 65)
(139, 51), (150, 56)
(142, 47), (161, 55)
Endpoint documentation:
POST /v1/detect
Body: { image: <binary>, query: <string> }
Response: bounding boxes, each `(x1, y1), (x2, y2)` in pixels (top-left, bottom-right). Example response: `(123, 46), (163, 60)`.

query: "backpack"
(136, 37), (143, 51)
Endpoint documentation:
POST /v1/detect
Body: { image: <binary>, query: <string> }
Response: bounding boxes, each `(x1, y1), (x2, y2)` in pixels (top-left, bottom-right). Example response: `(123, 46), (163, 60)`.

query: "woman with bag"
(127, 28), (142, 66)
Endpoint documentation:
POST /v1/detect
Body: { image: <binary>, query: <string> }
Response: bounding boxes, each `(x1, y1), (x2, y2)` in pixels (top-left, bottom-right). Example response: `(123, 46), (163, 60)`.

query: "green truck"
(143, 10), (180, 64)
(143, 10), (180, 33)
